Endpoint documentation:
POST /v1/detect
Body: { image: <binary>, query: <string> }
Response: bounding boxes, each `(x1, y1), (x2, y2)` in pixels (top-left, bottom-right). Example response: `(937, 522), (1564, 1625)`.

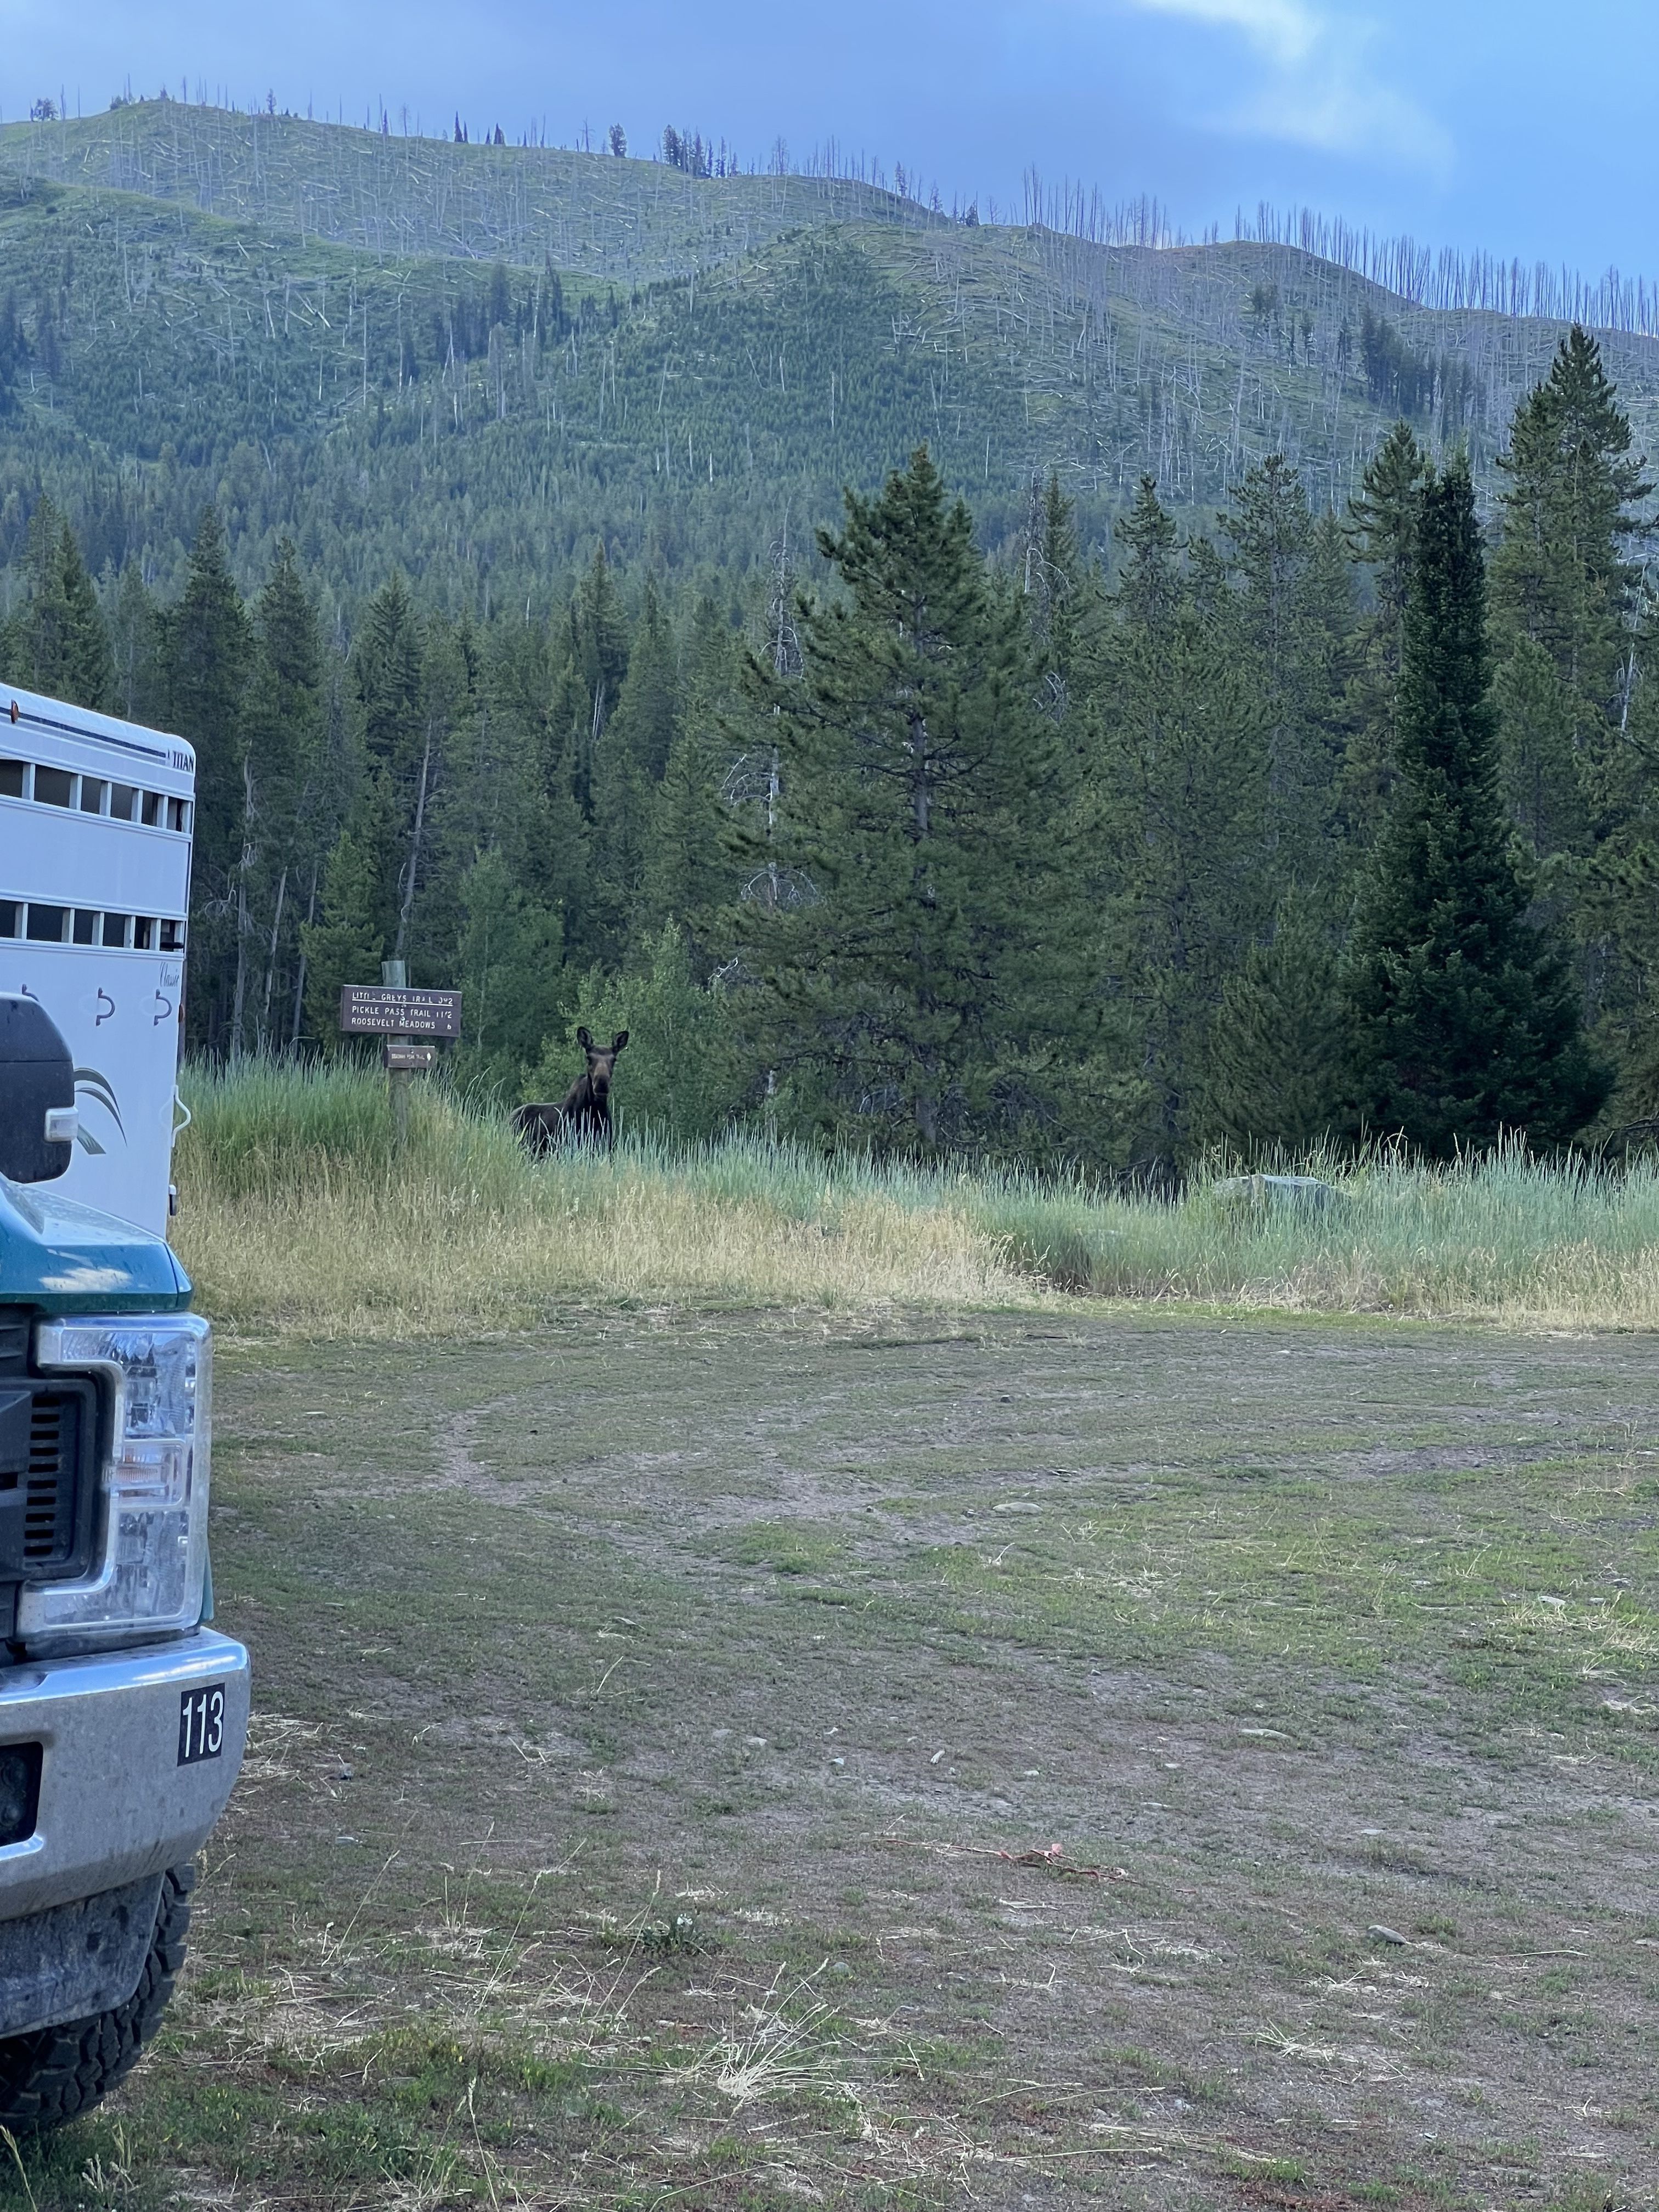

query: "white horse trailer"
(0, 684), (194, 1237)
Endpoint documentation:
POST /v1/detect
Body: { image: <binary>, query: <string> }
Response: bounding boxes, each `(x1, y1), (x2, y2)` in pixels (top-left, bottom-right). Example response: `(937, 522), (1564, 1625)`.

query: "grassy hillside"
(0, 100), (941, 280)
(3, 103), (1658, 609)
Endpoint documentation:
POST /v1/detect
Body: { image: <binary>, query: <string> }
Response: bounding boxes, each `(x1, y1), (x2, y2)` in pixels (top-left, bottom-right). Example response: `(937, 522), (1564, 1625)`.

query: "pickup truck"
(0, 684), (247, 2128)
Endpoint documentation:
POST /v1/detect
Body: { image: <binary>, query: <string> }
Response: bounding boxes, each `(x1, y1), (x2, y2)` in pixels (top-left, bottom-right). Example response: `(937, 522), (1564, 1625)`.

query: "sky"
(0, 0), (1651, 283)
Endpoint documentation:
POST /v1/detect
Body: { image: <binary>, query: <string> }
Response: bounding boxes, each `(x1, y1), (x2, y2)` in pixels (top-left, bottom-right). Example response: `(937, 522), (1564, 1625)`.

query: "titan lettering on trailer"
(0, 687), (194, 1237)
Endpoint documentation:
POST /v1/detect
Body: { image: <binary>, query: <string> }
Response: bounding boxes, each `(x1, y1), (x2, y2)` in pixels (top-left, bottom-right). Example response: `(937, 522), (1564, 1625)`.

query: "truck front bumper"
(0, 1628), (249, 1923)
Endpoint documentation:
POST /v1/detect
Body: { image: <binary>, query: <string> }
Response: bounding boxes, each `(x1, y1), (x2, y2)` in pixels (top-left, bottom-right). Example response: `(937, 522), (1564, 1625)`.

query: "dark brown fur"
(512, 1028), (629, 1154)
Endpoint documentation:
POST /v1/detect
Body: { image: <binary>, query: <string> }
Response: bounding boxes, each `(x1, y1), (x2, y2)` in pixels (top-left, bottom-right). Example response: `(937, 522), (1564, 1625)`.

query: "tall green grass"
(173, 1059), (1659, 1336)
(178, 1054), (527, 1202)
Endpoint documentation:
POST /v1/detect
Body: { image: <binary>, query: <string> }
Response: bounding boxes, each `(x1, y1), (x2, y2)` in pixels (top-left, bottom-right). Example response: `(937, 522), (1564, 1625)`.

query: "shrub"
(531, 923), (748, 1140)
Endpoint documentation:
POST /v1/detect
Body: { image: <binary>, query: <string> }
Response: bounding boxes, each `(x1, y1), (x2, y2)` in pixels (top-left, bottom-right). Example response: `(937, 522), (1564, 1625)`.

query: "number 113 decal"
(178, 1684), (225, 1765)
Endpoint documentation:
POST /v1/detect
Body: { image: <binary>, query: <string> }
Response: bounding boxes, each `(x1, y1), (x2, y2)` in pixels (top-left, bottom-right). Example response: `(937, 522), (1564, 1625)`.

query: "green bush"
(530, 923), (748, 1141)
(453, 851), (567, 1087)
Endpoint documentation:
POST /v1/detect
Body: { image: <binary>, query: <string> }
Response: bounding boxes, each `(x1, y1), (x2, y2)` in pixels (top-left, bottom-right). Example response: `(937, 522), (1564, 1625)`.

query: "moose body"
(512, 1028), (629, 1154)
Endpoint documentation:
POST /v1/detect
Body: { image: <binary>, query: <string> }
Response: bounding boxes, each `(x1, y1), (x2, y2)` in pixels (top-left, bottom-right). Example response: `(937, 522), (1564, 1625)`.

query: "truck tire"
(0, 1863), (195, 2132)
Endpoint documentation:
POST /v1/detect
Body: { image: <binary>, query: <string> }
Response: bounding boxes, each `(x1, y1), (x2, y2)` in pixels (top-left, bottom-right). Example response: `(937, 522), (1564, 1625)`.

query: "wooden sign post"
(341, 971), (461, 1145)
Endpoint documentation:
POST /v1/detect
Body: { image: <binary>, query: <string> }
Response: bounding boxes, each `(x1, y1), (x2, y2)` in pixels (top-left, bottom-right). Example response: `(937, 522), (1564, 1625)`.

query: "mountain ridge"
(2, 103), (1656, 611)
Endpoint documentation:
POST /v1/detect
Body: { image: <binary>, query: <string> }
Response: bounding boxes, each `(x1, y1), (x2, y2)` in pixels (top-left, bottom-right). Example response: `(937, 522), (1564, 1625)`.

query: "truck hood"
(0, 1178), (191, 1311)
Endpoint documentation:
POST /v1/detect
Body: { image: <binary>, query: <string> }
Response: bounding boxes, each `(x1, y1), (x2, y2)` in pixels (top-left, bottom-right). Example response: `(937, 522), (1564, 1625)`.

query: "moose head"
(576, 1026), (629, 1105)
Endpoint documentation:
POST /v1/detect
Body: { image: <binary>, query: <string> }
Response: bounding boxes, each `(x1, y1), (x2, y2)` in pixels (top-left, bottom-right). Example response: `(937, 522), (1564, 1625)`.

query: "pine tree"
(109, 562), (163, 721)
(166, 506), (252, 837)
(605, 579), (677, 780)
(1342, 459), (1610, 1155)
(0, 499), (112, 709)
(1221, 454), (1341, 851)
(5, 494), (63, 689)
(551, 545), (630, 816)
(454, 849), (565, 1082)
(1307, 505), (1362, 834)
(1341, 422), (1427, 847)
(1022, 471), (1086, 714)
(301, 817), (390, 1042)
(351, 574), (432, 965)
(1494, 636), (1581, 866)
(1348, 424), (1426, 685)
(250, 542), (323, 799)
(1588, 600), (1659, 1109)
(49, 523), (115, 709)
(165, 507), (253, 1052)
(1488, 332), (1659, 1090)
(640, 593), (740, 959)
(538, 724), (594, 947)
(1086, 478), (1269, 1163)
(1491, 326), (1649, 766)
(591, 580), (678, 957)
(742, 448), (1080, 1152)
(482, 617), (587, 929)
(404, 611), (479, 974)
(239, 540), (326, 1051)
(356, 573), (425, 782)
(1206, 887), (1344, 1154)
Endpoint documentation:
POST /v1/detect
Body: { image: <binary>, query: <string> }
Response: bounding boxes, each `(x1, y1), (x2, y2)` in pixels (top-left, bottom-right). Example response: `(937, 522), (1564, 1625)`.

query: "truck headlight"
(18, 1315), (211, 1653)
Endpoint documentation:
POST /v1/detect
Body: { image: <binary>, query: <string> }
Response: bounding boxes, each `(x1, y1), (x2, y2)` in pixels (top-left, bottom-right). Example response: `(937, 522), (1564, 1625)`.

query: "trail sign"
(340, 986), (461, 1038)
(382, 1040), (438, 1072)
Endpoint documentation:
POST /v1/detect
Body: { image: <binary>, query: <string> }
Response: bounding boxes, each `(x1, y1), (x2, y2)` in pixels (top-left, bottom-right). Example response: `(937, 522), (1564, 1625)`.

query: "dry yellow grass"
(172, 1060), (1659, 1337)
(177, 1161), (1034, 1337)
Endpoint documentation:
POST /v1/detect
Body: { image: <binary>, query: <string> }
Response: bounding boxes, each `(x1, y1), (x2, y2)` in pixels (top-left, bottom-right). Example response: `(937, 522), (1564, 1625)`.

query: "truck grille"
(20, 1394), (79, 1560)
(0, 1312), (97, 1581)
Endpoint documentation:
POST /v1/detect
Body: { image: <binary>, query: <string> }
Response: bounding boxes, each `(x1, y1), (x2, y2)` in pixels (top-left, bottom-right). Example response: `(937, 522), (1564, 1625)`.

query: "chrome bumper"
(0, 1629), (249, 1920)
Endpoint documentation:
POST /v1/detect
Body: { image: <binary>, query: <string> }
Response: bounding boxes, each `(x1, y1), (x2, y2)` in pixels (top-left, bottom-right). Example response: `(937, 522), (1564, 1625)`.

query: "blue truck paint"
(0, 1181), (191, 1311)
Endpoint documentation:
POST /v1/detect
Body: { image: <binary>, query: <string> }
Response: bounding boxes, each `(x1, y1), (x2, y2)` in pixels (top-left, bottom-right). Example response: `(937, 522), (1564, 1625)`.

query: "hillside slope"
(0, 102), (939, 280)
(2, 105), (1657, 607)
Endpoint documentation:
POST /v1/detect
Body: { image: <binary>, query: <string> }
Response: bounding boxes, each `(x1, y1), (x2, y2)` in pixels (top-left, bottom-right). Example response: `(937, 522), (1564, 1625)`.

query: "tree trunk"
(290, 859), (319, 1051)
(258, 865), (287, 1052)
(229, 757), (256, 1059)
(394, 726), (435, 962)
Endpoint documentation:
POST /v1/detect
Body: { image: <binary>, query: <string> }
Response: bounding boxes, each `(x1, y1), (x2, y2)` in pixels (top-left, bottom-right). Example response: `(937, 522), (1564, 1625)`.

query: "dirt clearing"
(19, 1311), (1656, 2210)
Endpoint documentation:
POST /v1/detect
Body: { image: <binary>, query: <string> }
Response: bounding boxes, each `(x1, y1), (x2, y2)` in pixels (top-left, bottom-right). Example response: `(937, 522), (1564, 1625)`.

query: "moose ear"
(577, 1026), (594, 1050)
(612, 1030), (629, 1052)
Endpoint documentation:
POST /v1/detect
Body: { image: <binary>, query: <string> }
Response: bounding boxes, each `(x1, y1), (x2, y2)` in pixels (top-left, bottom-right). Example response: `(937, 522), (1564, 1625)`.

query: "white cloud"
(1127, 0), (1321, 68)
(1113, 0), (1452, 173)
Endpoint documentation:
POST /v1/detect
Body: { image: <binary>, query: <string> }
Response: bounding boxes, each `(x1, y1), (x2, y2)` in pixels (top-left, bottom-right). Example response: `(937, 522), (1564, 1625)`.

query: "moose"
(512, 1028), (629, 1154)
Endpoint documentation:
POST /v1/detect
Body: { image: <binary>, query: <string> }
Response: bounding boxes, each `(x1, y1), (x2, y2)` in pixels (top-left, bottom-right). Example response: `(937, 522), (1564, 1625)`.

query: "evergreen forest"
(3, 102), (1658, 1169)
